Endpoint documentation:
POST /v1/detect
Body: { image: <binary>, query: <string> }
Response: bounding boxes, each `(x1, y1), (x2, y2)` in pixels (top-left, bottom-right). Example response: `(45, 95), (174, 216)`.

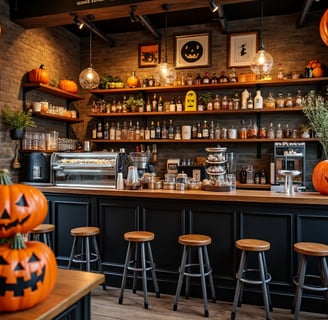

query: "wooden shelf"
(32, 111), (84, 123)
(23, 83), (83, 100)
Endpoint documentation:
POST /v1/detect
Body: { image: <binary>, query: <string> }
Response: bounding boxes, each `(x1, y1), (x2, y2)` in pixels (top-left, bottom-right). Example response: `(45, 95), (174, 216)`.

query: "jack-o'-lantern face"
(0, 184), (48, 238)
(0, 240), (57, 311)
(181, 41), (203, 63)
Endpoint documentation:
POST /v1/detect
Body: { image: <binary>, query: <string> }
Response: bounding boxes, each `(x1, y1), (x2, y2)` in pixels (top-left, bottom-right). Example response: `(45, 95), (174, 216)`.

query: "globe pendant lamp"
(79, 31), (100, 89)
(154, 4), (176, 86)
(250, 0), (273, 79)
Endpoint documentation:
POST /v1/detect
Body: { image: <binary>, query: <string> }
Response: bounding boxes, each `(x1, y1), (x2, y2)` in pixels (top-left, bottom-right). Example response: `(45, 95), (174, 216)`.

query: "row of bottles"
(239, 165), (268, 184)
(90, 89), (310, 114)
(91, 119), (303, 141)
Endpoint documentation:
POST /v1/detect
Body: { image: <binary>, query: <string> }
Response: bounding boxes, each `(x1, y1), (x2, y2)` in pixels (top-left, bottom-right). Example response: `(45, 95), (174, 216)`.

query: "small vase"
(10, 129), (25, 140)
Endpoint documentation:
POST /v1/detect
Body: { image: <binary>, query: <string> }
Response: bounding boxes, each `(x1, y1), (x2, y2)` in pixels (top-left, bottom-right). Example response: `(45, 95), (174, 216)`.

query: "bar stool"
(173, 234), (216, 317)
(292, 242), (328, 320)
(68, 226), (106, 289)
(29, 224), (55, 249)
(118, 231), (160, 309)
(231, 239), (272, 320)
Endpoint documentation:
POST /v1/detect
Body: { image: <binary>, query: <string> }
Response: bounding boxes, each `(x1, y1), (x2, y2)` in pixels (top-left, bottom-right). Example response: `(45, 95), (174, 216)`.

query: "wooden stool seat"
(119, 230), (160, 309)
(292, 242), (328, 319)
(29, 223), (55, 249)
(236, 239), (270, 252)
(124, 231), (154, 242)
(231, 238), (272, 320)
(71, 226), (100, 237)
(294, 242), (328, 256)
(173, 233), (216, 317)
(30, 223), (55, 234)
(178, 234), (212, 246)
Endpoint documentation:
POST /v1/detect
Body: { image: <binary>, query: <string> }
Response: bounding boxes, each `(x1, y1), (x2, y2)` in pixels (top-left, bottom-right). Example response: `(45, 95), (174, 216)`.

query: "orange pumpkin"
(0, 233), (57, 312)
(312, 160), (328, 194)
(320, 9), (328, 47)
(0, 170), (48, 238)
(28, 65), (49, 85)
(59, 80), (78, 94)
(312, 67), (325, 78)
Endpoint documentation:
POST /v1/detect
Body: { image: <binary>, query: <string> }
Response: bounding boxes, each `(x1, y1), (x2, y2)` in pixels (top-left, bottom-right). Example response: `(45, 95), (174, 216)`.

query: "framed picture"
(174, 33), (210, 69)
(227, 32), (258, 68)
(138, 43), (160, 68)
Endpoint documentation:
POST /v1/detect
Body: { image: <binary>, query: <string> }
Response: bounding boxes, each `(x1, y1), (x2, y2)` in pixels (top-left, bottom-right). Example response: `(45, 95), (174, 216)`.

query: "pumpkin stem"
(39, 64), (45, 69)
(0, 169), (12, 184)
(9, 233), (26, 250)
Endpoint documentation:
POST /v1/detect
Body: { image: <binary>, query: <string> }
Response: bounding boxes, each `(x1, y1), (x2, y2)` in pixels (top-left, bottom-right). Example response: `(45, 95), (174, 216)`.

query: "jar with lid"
(276, 92), (285, 108)
(285, 93), (293, 108)
(264, 92), (276, 109)
(239, 120), (248, 139)
(218, 70), (229, 83)
(295, 90), (303, 107)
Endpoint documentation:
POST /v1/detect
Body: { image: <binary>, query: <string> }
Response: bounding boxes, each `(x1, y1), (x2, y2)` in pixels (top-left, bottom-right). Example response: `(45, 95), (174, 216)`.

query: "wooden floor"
(91, 286), (327, 320)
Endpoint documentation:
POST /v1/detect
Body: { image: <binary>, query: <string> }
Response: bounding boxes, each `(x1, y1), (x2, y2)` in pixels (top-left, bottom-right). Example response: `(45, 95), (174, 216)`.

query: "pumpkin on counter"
(0, 233), (57, 312)
(312, 160), (328, 194)
(320, 9), (328, 47)
(28, 64), (49, 85)
(59, 79), (78, 94)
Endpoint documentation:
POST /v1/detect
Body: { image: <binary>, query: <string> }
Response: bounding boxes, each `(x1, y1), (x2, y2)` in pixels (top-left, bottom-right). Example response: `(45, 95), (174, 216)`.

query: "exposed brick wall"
(0, 0), (327, 188)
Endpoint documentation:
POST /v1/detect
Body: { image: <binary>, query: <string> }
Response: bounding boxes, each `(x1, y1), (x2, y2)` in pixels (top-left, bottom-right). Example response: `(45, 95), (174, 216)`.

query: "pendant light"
(154, 4), (176, 86)
(79, 31), (100, 89)
(250, 0), (273, 78)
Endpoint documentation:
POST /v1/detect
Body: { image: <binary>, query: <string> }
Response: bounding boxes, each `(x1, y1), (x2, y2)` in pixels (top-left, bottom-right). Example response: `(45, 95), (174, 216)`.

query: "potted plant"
(1, 105), (36, 140)
(126, 95), (144, 112)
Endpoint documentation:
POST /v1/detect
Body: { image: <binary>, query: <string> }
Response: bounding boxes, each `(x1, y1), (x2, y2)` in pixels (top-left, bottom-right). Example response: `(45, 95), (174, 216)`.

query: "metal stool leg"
(118, 241), (133, 305)
(68, 236), (77, 269)
(258, 251), (272, 320)
(85, 236), (91, 272)
(231, 250), (247, 320)
(92, 235), (106, 290)
(203, 245), (216, 303)
(132, 242), (138, 294)
(173, 245), (188, 311)
(199, 246), (209, 317)
(292, 254), (307, 319)
(185, 246), (192, 298)
(147, 242), (160, 298)
(141, 242), (149, 309)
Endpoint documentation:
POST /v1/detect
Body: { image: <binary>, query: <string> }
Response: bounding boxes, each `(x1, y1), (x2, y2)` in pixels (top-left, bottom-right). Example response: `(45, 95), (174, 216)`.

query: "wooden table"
(0, 268), (104, 320)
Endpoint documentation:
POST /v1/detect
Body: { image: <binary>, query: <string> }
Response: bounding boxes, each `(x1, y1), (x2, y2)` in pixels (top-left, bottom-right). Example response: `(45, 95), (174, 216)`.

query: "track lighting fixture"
(130, 5), (138, 23)
(74, 16), (84, 29)
(208, 0), (219, 13)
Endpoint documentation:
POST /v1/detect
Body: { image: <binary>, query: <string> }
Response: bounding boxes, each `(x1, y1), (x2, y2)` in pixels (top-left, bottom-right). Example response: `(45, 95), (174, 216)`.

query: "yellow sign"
(184, 90), (197, 111)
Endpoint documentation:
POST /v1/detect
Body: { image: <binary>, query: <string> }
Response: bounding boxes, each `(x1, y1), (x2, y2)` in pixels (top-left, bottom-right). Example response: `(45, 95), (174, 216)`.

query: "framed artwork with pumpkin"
(174, 33), (210, 68)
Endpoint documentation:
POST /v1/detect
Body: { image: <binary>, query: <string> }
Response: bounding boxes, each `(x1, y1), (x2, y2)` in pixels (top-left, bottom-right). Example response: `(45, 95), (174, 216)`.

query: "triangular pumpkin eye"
(28, 253), (40, 263)
(0, 209), (10, 219)
(0, 256), (9, 265)
(14, 262), (24, 271)
(16, 194), (28, 207)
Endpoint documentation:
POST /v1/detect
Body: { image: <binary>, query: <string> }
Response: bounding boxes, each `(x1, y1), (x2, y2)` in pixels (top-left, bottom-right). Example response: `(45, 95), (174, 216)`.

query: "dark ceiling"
(62, 0), (327, 39)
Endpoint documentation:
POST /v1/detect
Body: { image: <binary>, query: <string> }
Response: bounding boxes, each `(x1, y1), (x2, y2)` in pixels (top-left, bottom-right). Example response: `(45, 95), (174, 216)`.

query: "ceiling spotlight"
(74, 16), (84, 30)
(209, 0), (219, 13)
(130, 5), (139, 23)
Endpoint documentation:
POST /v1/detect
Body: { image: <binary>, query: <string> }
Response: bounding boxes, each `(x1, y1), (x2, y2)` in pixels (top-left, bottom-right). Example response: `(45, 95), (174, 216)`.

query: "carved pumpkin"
(312, 160), (328, 194)
(59, 80), (78, 94)
(0, 170), (48, 238)
(320, 9), (328, 47)
(0, 233), (57, 311)
(28, 65), (49, 85)
(312, 67), (325, 78)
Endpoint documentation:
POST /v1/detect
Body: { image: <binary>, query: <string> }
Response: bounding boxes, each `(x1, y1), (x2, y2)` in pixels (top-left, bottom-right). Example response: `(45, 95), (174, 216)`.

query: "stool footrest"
(293, 275), (328, 292)
(239, 268), (272, 285)
(184, 263), (212, 278)
(72, 253), (100, 264)
(128, 259), (155, 272)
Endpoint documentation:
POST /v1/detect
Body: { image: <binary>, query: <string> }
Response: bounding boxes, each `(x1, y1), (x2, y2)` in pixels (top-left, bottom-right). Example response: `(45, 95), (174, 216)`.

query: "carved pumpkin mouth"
(0, 215), (30, 232)
(0, 265), (46, 297)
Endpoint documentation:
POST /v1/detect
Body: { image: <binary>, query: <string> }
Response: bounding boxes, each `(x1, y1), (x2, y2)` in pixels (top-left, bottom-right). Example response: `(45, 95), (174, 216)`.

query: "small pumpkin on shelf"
(59, 79), (78, 94)
(28, 64), (49, 85)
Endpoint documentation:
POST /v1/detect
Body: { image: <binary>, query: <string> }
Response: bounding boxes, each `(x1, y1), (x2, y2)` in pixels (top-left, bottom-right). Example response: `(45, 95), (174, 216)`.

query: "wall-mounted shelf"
(32, 111), (84, 123)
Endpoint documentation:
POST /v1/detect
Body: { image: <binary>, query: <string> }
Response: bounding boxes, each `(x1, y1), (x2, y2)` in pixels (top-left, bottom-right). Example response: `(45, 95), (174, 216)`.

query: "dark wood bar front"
(40, 187), (328, 314)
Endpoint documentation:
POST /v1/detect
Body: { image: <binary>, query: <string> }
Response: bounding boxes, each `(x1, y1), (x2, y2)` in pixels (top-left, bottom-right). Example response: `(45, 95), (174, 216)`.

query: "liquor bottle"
(92, 124), (97, 139)
(213, 94), (220, 110)
(295, 90), (303, 107)
(229, 68), (237, 82)
(283, 123), (291, 138)
(174, 126), (181, 140)
(135, 121), (141, 140)
(122, 96), (127, 113)
(267, 122), (275, 139)
(158, 96), (164, 112)
(275, 123), (283, 138)
(221, 95), (228, 110)
(144, 126), (150, 140)
(121, 121), (128, 140)
(115, 122), (122, 140)
(209, 121), (215, 139)
(285, 93), (293, 108)
(150, 121), (156, 139)
(168, 120), (174, 139)
(202, 120), (209, 139)
(195, 72), (202, 84)
(197, 122), (202, 139)
(202, 72), (211, 84)
(218, 70), (229, 83)
(247, 92), (253, 109)
(197, 95), (204, 111)
(152, 94), (158, 112)
(169, 97), (176, 112)
(152, 144), (158, 162)
(239, 167), (247, 183)
(161, 120), (168, 139)
(155, 121), (161, 139)
(146, 98), (151, 112)
(104, 122), (109, 140)
(127, 121), (135, 140)
(109, 122), (116, 140)
(110, 99), (117, 113)
(176, 96), (183, 112)
(211, 73), (218, 84)
(260, 169), (267, 184)
(276, 92), (285, 108)
(277, 63), (284, 80)
(96, 122), (103, 139)
(254, 90), (263, 109)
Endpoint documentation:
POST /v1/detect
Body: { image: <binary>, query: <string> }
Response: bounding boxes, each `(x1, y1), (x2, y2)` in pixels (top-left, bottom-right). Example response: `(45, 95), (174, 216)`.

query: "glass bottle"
(155, 121), (161, 139)
(239, 120), (248, 139)
(213, 94), (220, 110)
(283, 123), (291, 138)
(150, 121), (156, 139)
(158, 96), (164, 112)
(276, 92), (285, 108)
(267, 122), (275, 139)
(233, 92), (240, 110)
(229, 68), (237, 82)
(202, 72), (211, 84)
(104, 122), (109, 140)
(239, 167), (247, 184)
(127, 70), (139, 88)
(215, 122), (221, 139)
(110, 99), (117, 113)
(176, 96), (183, 112)
(169, 97), (176, 112)
(195, 73), (202, 84)
(295, 90), (303, 107)
(135, 121), (140, 140)
(264, 92), (276, 109)
(277, 63), (284, 80)
(92, 124), (97, 139)
(254, 90), (263, 109)
(202, 120), (209, 139)
(161, 120), (168, 139)
(121, 121), (128, 140)
(241, 89), (249, 109)
(144, 126), (150, 140)
(206, 96), (213, 111)
(146, 98), (152, 112)
(152, 93), (158, 112)
(115, 122), (121, 140)
(211, 73), (218, 84)
(275, 123), (283, 138)
(96, 122), (103, 139)
(128, 121), (135, 140)
(218, 70), (229, 83)
(197, 122), (202, 139)
(247, 92), (254, 109)
(197, 95), (204, 111)
(246, 165), (254, 184)
(221, 95), (228, 110)
(109, 122), (116, 140)
(209, 121), (215, 139)
(174, 126), (181, 140)
(168, 120), (174, 140)
(260, 169), (267, 184)
(285, 93), (293, 108)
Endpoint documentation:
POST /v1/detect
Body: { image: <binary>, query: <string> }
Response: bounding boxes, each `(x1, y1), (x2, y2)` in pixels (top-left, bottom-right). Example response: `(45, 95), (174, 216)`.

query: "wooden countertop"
(38, 186), (328, 206)
(0, 269), (104, 320)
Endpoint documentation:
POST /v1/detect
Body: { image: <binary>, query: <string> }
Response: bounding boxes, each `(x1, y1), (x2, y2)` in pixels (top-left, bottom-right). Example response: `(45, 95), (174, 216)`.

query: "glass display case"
(50, 151), (118, 188)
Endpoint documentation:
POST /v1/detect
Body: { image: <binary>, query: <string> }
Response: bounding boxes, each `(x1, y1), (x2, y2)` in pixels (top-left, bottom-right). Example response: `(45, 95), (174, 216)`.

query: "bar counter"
(38, 186), (328, 314)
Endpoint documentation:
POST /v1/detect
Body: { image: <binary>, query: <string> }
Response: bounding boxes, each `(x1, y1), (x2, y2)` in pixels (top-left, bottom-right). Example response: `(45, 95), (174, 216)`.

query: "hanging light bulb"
(154, 4), (176, 86)
(250, 0), (273, 79)
(79, 31), (100, 89)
